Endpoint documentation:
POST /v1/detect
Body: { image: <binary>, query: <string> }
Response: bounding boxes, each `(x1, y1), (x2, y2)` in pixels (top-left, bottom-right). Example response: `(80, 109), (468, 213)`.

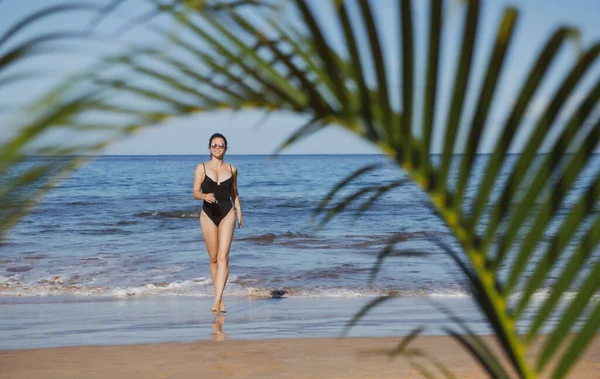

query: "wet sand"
(1, 296), (598, 377)
(2, 333), (599, 378)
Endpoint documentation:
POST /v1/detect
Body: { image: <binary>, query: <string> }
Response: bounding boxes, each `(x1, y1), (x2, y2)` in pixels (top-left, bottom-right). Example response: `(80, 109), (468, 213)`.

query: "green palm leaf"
(490, 44), (600, 276)
(437, 0), (479, 197)
(472, 28), (578, 236)
(3, 1), (599, 378)
(357, 0), (393, 142)
(454, 8), (518, 213)
(337, 1), (379, 140)
(421, 0), (441, 160)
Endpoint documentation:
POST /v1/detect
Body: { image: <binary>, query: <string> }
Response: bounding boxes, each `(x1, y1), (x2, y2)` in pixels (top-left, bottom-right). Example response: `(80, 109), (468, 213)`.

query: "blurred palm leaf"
(0, 0), (272, 238)
(2, 0), (600, 378)
(0, 2), (104, 236)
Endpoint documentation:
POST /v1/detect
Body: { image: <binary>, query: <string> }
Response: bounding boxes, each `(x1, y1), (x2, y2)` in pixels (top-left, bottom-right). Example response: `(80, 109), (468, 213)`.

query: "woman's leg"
(200, 211), (219, 314)
(213, 209), (235, 312)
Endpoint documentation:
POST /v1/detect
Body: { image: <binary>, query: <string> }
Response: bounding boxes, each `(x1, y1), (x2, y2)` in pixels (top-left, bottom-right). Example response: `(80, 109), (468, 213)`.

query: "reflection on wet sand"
(211, 314), (226, 341)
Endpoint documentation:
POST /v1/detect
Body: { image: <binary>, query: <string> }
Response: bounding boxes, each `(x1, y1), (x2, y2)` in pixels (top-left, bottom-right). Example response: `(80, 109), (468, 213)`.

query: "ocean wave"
(0, 275), (17, 285)
(23, 254), (47, 260)
(2, 278), (595, 301)
(0, 275), (482, 299)
(290, 264), (370, 280)
(39, 229), (58, 234)
(236, 231), (449, 252)
(238, 233), (277, 244)
(116, 220), (137, 226)
(6, 266), (33, 273)
(136, 210), (200, 219)
(80, 228), (133, 235)
(237, 232), (315, 245)
(0, 281), (472, 298)
(68, 201), (99, 206)
(281, 231), (314, 238)
(2, 269), (594, 301)
(507, 289), (599, 304)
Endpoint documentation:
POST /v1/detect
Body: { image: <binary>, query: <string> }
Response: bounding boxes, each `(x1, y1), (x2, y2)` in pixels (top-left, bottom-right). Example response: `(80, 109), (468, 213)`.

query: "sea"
(2, 154), (598, 301)
(2, 154), (600, 348)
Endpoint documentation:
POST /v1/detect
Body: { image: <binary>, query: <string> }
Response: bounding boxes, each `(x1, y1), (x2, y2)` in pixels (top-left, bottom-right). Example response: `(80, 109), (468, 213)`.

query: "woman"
(193, 133), (243, 316)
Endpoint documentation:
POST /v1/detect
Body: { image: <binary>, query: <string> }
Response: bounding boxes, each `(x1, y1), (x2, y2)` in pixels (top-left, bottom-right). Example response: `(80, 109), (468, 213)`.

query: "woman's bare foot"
(212, 298), (223, 316)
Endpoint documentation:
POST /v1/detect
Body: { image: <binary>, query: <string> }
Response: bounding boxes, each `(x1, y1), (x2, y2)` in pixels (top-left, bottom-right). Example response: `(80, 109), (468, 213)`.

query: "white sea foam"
(0, 280), (476, 299)
(283, 288), (378, 298)
(509, 290), (600, 305)
(3, 273), (593, 301)
(429, 292), (471, 298)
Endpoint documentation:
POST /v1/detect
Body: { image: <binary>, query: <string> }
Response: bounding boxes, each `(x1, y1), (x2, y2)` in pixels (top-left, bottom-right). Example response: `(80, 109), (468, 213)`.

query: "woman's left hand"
(237, 214), (243, 228)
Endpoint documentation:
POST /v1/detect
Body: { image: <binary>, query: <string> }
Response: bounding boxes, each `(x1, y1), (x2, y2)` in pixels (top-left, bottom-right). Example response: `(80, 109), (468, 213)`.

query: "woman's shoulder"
(229, 164), (238, 174)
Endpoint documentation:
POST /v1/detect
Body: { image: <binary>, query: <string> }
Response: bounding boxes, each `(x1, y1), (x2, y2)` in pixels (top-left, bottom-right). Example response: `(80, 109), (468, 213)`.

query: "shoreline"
(4, 295), (597, 377)
(1, 295), (491, 350)
(2, 335), (599, 378)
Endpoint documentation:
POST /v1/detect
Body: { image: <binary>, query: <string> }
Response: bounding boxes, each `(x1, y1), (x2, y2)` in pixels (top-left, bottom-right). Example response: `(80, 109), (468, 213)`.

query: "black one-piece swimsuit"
(201, 163), (234, 226)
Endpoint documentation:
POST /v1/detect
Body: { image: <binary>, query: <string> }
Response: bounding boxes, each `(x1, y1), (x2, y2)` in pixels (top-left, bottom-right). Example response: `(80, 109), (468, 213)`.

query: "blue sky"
(1, 0), (599, 155)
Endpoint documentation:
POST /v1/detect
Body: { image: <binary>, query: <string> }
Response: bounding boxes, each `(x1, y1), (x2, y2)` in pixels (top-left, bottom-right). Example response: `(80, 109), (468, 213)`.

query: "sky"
(1, 0), (599, 155)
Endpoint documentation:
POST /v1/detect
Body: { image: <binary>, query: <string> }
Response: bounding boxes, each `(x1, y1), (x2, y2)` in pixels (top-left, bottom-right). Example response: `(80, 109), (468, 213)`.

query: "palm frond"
(472, 28), (579, 233)
(437, 0), (479, 197)
(434, 302), (511, 378)
(342, 295), (395, 336)
(489, 44), (600, 275)
(421, 0), (441, 159)
(454, 7), (518, 213)
(2, 1), (599, 378)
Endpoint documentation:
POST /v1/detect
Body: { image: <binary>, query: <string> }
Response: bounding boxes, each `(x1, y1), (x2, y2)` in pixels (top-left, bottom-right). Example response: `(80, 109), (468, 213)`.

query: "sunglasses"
(211, 143), (226, 149)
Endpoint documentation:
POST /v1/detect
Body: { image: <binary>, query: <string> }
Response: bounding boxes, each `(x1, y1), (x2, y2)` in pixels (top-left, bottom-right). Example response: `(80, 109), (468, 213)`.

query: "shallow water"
(0, 296), (487, 349)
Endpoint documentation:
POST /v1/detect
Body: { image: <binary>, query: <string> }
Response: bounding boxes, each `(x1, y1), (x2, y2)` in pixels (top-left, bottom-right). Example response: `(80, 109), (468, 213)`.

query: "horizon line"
(20, 152), (584, 157)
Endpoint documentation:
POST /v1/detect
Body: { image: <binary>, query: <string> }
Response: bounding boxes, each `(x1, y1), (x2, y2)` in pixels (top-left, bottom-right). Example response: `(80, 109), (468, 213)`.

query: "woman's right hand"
(204, 193), (216, 203)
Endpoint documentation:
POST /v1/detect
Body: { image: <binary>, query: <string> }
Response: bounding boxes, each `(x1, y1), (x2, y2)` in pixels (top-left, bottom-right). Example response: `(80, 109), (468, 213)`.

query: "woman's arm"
(231, 166), (243, 228)
(193, 164), (206, 200)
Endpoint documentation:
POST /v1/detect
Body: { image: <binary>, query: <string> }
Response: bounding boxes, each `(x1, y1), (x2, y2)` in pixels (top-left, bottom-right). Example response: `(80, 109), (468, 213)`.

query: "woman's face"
(210, 137), (227, 158)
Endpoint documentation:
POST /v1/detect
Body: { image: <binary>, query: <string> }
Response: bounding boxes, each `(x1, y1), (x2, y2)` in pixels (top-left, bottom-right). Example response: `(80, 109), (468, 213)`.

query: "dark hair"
(208, 133), (227, 149)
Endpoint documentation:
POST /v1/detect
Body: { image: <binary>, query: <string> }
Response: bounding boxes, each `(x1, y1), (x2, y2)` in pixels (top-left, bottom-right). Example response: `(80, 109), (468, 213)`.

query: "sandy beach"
(2, 334), (599, 378)
(1, 296), (598, 378)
